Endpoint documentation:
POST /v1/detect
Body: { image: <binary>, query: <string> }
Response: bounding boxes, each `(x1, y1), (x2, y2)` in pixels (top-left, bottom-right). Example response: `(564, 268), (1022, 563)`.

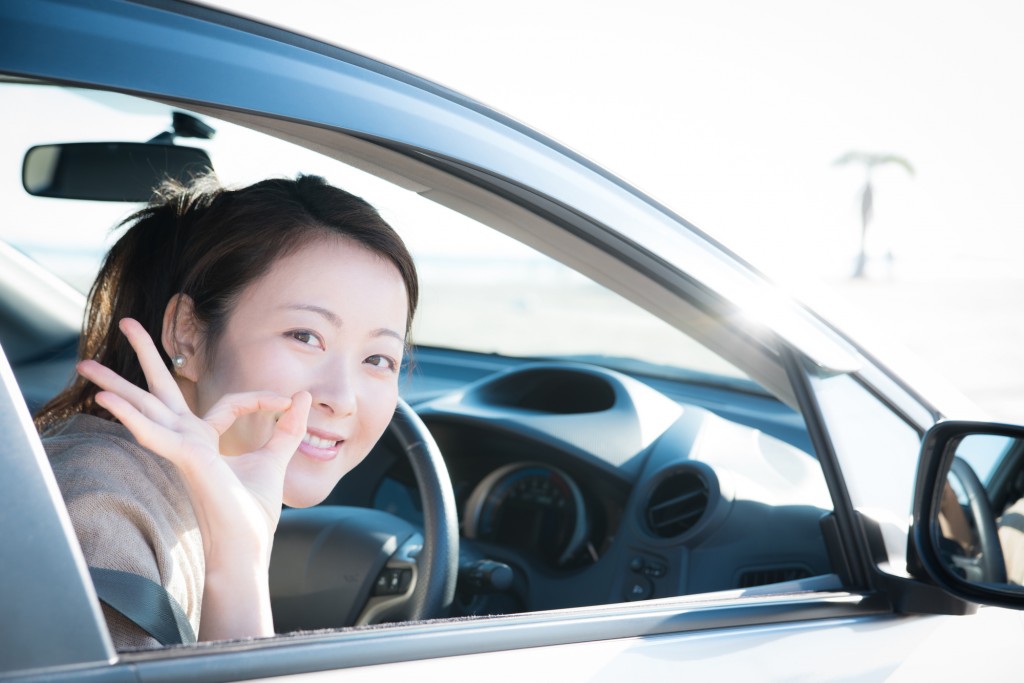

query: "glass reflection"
(938, 434), (1024, 585)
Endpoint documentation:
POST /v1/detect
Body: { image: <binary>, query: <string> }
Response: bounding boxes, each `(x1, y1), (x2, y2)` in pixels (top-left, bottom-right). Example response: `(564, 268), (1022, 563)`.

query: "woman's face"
(186, 236), (408, 508)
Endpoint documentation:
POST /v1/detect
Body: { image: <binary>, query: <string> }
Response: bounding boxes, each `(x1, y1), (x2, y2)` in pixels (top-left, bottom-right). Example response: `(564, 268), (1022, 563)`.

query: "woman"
(36, 174), (417, 648)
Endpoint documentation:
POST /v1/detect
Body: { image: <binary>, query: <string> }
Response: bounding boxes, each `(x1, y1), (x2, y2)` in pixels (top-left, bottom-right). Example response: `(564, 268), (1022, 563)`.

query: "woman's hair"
(35, 174), (418, 430)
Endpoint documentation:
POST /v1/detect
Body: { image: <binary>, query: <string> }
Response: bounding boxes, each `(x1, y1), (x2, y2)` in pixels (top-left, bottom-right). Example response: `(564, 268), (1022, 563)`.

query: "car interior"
(3, 79), (846, 633)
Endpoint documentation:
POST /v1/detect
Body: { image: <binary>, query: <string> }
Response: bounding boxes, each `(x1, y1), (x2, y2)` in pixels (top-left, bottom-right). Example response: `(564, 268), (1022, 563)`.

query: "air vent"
(737, 566), (812, 588)
(644, 470), (710, 538)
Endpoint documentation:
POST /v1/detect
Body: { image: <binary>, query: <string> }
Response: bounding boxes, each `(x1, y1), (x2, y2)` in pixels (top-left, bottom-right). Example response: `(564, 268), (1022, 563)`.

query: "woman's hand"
(77, 317), (311, 639)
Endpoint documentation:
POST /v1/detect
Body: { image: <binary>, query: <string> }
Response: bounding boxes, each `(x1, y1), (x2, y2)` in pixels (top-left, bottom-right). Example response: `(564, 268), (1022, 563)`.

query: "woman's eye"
(366, 354), (397, 372)
(290, 330), (324, 349)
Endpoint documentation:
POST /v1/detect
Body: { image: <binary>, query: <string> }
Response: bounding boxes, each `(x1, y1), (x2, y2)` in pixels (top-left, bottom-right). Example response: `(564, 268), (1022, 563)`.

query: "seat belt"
(89, 567), (197, 646)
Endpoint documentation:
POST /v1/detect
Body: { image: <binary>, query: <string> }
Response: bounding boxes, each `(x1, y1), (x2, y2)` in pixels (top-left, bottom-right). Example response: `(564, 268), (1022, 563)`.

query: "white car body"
(1, 1), (1021, 680)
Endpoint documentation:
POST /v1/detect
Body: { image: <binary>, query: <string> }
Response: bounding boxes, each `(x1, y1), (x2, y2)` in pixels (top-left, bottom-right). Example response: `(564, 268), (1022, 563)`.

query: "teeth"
(302, 432), (339, 449)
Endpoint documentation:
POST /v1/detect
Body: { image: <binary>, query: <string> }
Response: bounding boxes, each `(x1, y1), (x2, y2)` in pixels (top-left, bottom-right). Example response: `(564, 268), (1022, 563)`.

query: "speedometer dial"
(464, 463), (588, 567)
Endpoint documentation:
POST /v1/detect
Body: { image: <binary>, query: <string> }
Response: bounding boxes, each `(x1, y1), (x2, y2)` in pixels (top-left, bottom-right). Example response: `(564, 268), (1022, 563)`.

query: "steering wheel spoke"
(358, 534), (423, 625)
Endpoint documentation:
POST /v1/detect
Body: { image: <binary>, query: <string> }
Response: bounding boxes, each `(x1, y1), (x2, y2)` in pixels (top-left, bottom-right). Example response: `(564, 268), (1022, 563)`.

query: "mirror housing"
(22, 142), (212, 202)
(912, 420), (1024, 609)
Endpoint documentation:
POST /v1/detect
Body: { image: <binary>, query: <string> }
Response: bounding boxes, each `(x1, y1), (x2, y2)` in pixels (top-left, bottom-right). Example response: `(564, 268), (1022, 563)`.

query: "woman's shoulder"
(44, 412), (142, 450)
(46, 413), (171, 476)
(44, 414), (205, 648)
(44, 413), (194, 524)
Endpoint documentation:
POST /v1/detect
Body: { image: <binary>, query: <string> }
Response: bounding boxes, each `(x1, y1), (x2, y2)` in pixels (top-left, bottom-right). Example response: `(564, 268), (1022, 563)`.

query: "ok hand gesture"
(77, 318), (311, 565)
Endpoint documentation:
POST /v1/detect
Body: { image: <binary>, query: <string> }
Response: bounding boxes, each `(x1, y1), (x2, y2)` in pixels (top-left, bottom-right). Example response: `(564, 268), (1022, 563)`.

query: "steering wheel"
(949, 456), (1007, 583)
(269, 399), (458, 630)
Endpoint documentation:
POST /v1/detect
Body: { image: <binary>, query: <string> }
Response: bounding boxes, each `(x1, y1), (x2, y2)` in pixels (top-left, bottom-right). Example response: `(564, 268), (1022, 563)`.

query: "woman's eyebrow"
(373, 328), (405, 342)
(282, 304), (342, 327)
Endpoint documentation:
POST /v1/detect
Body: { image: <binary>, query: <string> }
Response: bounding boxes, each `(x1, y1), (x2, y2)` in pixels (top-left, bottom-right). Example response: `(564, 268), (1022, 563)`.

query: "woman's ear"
(161, 293), (202, 382)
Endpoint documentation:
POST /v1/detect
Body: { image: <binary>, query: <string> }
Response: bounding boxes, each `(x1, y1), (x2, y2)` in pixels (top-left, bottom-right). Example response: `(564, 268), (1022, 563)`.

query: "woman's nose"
(313, 363), (357, 417)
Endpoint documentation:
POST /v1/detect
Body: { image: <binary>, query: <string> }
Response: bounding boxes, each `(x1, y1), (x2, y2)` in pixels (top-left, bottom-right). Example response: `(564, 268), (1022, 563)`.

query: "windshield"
(3, 83), (750, 385)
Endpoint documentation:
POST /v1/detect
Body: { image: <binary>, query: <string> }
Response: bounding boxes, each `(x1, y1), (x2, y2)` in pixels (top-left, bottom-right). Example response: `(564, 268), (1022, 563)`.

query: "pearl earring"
(172, 354), (186, 369)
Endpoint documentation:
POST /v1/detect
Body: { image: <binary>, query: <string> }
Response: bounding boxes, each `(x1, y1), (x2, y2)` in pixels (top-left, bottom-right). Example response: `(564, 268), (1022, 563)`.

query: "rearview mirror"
(912, 421), (1024, 609)
(22, 142), (213, 202)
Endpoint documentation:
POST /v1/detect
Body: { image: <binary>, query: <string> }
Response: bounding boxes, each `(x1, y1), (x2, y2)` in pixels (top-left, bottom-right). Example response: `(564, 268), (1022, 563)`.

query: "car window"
(809, 372), (921, 572)
(2, 77), (840, 650)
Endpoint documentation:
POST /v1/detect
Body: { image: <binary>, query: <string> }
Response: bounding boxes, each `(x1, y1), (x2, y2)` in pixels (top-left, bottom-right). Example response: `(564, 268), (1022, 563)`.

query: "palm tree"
(834, 151), (914, 278)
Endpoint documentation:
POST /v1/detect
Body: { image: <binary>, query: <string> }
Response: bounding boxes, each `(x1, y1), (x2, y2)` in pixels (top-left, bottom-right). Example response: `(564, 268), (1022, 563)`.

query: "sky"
(207, 0), (1024, 284)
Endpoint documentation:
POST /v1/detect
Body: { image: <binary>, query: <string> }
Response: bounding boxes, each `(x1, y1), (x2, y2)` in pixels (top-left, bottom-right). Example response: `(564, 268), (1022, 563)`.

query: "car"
(3, 1), (1024, 681)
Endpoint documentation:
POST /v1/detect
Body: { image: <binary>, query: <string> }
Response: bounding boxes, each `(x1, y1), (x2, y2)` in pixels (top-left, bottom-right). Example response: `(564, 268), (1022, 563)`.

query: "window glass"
(953, 434), (1014, 488)
(810, 372), (921, 573)
(3, 80), (836, 622)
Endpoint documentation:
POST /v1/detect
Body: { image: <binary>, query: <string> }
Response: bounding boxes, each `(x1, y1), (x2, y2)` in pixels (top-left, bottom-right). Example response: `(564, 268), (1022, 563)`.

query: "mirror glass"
(937, 433), (1024, 585)
(22, 142), (213, 202)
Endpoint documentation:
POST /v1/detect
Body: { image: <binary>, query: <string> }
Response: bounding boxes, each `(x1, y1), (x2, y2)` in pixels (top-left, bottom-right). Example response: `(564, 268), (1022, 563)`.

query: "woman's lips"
(298, 429), (343, 461)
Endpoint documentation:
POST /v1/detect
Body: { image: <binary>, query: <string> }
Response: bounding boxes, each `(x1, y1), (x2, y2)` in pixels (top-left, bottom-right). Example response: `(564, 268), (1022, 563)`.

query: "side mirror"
(22, 142), (212, 202)
(912, 421), (1024, 608)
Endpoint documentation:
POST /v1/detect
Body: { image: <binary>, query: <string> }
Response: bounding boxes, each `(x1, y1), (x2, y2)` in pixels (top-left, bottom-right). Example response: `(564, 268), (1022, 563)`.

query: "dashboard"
(13, 331), (837, 617)
(327, 352), (836, 616)
(12, 327), (837, 617)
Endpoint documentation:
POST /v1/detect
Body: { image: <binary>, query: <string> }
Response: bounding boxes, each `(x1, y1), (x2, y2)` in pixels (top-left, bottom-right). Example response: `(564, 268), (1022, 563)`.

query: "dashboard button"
(373, 568), (412, 596)
(623, 576), (653, 601)
(643, 561), (667, 578)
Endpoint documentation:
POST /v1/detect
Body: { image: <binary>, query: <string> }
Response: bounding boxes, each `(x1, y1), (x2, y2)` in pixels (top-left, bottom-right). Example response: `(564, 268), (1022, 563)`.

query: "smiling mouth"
(302, 432), (340, 449)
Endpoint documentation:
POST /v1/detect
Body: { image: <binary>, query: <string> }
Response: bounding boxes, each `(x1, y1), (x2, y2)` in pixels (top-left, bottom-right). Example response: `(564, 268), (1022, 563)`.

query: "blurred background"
(210, 0), (1024, 421)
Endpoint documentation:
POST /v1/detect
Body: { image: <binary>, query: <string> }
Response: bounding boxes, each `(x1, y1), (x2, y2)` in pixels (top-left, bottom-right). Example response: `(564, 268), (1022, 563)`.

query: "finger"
(94, 391), (187, 467)
(202, 392), (296, 436)
(257, 391), (311, 463)
(78, 359), (178, 426)
(118, 318), (189, 414)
